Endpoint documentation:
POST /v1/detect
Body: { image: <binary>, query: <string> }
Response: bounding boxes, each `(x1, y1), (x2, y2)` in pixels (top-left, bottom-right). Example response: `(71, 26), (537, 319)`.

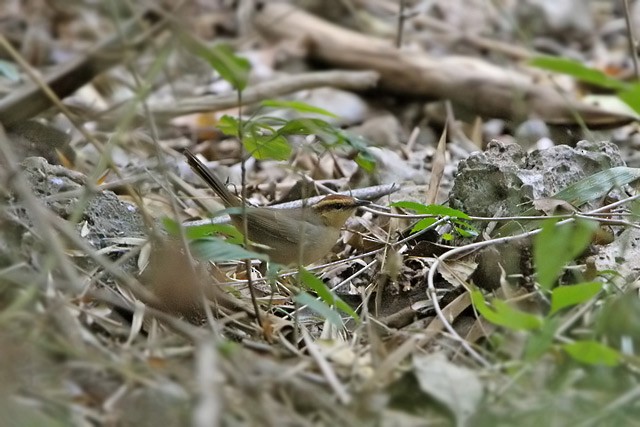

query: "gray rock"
(1, 157), (146, 282)
(513, 0), (595, 44)
(449, 140), (624, 217)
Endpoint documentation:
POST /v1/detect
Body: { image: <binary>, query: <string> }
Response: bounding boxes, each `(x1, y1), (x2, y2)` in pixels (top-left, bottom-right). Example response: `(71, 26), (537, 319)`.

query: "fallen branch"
(182, 182), (398, 228)
(0, 10), (166, 125)
(253, 3), (633, 127)
(149, 70), (380, 119)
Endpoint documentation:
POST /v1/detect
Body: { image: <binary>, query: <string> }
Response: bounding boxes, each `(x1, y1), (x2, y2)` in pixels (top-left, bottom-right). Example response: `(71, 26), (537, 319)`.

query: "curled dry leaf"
(412, 353), (483, 425)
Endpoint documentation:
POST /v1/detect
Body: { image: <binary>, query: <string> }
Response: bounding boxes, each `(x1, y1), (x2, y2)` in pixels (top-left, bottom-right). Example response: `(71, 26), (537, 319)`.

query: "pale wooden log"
(253, 3), (633, 127)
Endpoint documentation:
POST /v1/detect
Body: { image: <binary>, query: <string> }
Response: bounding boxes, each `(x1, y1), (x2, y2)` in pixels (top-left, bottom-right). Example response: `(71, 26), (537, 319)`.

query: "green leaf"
(342, 132), (371, 152)
(162, 217), (181, 235)
(562, 340), (621, 366)
(221, 115), (318, 161)
(390, 201), (470, 219)
(180, 36), (250, 91)
(497, 167), (640, 236)
(261, 100), (338, 118)
(251, 116), (289, 127)
(550, 282), (603, 315)
(190, 237), (269, 262)
(553, 167), (640, 207)
(411, 218), (438, 233)
(534, 220), (570, 289)
(299, 268), (359, 321)
(632, 199), (640, 219)
(529, 56), (627, 91)
(534, 218), (598, 289)
(567, 219), (599, 258)
(164, 217), (243, 242)
(197, 43), (250, 91)
(243, 129), (291, 161)
(491, 299), (543, 330)
(164, 216), (236, 239)
(471, 291), (542, 331)
(277, 118), (342, 144)
(618, 83), (640, 115)
(188, 223), (241, 243)
(391, 200), (429, 212)
(452, 219), (479, 238)
(341, 133), (376, 172)
(208, 224), (244, 244)
(295, 292), (344, 327)
(390, 202), (473, 234)
(299, 268), (334, 305)
(355, 151), (376, 173)
(524, 317), (559, 361)
(217, 115), (240, 137)
(349, 140), (376, 172)
(470, 292), (499, 322)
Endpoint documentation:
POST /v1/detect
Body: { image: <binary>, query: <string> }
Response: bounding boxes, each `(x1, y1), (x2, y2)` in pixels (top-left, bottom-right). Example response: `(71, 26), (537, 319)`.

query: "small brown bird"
(185, 150), (368, 265)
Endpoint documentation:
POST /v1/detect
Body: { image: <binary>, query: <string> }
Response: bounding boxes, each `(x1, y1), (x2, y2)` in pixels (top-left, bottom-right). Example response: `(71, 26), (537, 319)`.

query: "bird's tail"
(184, 149), (240, 207)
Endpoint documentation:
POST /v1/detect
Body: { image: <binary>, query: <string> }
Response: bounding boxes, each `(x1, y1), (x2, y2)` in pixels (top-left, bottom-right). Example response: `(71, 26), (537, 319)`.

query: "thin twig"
(183, 183), (397, 228)
(0, 10), (165, 125)
(147, 70), (380, 120)
(395, 0), (406, 48)
(237, 89), (263, 328)
(423, 191), (640, 366)
(623, 0), (640, 80)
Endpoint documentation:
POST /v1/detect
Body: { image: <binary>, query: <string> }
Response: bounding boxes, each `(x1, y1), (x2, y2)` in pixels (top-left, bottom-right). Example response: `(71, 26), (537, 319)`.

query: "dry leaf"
(412, 353), (483, 426)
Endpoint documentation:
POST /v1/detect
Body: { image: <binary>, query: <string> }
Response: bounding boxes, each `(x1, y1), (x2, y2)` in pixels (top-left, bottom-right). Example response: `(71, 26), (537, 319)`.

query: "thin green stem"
(237, 89), (262, 327)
